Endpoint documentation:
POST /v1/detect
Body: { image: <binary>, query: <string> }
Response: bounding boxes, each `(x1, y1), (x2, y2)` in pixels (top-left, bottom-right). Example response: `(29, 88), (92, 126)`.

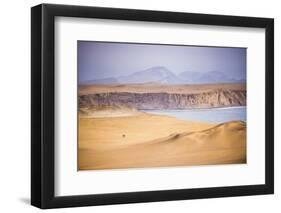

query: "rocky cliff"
(79, 89), (246, 110)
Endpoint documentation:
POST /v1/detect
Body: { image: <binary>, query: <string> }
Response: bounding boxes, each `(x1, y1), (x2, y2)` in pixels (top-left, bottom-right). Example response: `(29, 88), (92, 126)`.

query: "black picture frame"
(31, 3), (274, 209)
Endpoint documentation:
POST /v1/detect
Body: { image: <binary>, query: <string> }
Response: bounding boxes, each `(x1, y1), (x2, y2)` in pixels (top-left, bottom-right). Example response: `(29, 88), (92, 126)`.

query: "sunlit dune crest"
(78, 108), (246, 170)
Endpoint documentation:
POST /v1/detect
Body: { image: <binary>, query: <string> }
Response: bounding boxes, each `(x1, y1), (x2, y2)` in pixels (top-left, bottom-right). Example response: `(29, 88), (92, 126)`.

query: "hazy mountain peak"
(117, 66), (181, 84)
(133, 66), (172, 76)
(80, 67), (244, 85)
(178, 70), (245, 84)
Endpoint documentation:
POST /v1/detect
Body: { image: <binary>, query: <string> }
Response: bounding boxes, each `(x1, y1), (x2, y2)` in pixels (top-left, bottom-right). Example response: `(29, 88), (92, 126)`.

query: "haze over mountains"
(81, 66), (246, 85)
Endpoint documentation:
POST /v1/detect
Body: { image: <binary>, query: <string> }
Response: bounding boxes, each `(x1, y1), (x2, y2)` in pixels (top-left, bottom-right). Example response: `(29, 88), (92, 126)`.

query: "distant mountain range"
(82, 66), (245, 85)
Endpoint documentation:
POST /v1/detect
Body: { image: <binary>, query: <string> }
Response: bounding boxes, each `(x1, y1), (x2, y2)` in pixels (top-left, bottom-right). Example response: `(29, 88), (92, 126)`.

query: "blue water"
(143, 107), (246, 124)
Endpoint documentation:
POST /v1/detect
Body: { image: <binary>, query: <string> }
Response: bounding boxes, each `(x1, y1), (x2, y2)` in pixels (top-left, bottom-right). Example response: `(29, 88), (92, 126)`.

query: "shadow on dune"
(79, 121), (246, 170)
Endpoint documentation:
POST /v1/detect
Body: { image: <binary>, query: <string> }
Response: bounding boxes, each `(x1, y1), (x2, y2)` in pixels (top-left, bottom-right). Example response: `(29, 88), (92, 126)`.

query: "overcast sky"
(78, 41), (246, 83)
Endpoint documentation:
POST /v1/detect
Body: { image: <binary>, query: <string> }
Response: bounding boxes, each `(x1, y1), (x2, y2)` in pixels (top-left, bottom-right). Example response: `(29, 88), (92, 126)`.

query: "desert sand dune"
(78, 113), (246, 170)
(79, 105), (141, 118)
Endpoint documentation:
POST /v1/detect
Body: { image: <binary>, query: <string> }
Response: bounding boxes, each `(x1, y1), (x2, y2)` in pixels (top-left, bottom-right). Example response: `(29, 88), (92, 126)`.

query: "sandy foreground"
(78, 112), (246, 170)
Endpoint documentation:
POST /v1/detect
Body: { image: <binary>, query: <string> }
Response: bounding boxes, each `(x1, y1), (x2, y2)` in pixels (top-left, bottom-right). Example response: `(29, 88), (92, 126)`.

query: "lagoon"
(144, 106), (246, 124)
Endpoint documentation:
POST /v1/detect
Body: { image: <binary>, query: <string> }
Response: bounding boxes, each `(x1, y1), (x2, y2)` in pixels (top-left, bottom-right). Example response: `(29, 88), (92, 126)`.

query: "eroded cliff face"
(79, 89), (246, 110)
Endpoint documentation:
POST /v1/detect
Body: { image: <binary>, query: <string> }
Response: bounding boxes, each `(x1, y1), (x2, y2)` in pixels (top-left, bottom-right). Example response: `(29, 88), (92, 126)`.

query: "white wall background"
(0, 0), (279, 212)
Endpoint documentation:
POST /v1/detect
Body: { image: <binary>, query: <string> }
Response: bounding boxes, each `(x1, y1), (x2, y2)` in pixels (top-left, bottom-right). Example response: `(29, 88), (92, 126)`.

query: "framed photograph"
(31, 4), (274, 209)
